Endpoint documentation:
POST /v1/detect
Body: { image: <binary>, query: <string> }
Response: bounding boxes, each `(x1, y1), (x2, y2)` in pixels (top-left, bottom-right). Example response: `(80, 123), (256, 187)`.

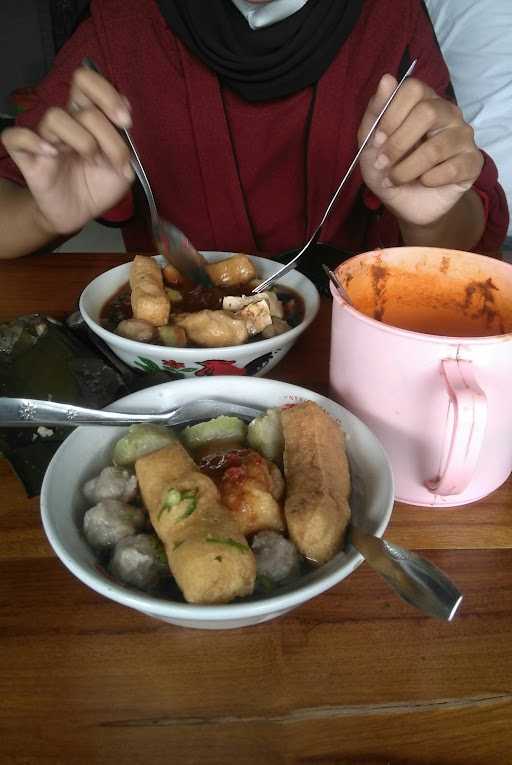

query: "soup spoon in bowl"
(349, 526), (463, 621)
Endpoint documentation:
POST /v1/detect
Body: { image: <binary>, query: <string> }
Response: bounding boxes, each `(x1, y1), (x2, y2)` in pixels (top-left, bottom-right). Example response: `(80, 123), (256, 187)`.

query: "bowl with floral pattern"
(79, 252), (320, 379)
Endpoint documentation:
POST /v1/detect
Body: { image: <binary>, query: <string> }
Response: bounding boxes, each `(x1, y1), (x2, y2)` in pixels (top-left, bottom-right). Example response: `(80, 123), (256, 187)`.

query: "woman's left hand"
(358, 75), (484, 226)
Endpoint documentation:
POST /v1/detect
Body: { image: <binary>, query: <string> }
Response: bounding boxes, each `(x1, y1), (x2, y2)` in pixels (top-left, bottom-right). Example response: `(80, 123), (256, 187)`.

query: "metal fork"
(81, 58), (212, 286)
(253, 59), (417, 294)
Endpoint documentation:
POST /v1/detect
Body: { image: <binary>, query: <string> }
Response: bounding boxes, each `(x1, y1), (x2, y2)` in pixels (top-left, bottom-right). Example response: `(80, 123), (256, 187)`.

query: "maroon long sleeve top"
(0, 0), (508, 254)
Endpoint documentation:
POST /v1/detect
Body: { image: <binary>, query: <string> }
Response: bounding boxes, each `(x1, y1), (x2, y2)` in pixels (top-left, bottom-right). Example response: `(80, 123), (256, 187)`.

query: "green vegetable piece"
(158, 488), (197, 520)
(164, 488), (182, 508)
(247, 408), (284, 464)
(166, 288), (183, 303)
(157, 325), (187, 348)
(181, 416), (247, 451)
(112, 424), (175, 467)
(205, 536), (250, 553)
(158, 488), (182, 520)
(176, 490), (197, 521)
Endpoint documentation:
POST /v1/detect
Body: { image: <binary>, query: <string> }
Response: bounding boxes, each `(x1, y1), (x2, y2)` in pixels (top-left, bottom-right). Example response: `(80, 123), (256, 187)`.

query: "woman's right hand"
(1, 66), (135, 237)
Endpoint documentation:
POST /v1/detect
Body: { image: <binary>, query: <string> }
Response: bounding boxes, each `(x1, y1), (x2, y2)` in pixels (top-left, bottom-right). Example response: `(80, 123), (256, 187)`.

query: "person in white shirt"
(425, 0), (512, 245)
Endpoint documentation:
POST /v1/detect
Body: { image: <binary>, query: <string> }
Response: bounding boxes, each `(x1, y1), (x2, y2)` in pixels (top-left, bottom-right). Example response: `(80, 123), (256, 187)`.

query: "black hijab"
(156, 0), (365, 101)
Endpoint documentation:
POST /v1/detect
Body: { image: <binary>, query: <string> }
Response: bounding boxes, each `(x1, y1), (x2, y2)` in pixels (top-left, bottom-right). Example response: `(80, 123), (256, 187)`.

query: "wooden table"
(1, 253), (511, 765)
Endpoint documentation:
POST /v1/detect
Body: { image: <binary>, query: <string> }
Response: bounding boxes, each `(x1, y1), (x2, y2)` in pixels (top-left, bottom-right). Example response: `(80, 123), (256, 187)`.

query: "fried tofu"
(238, 300), (272, 336)
(206, 254), (257, 287)
(218, 451), (285, 537)
(135, 442), (256, 603)
(174, 310), (249, 347)
(281, 402), (351, 564)
(130, 255), (170, 326)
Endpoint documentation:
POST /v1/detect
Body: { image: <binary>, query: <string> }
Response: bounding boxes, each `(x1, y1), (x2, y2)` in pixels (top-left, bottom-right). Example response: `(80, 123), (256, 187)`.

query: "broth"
(100, 281), (305, 345)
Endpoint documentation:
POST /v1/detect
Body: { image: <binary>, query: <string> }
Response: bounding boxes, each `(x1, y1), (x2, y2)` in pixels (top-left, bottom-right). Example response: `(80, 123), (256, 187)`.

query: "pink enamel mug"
(329, 246), (512, 507)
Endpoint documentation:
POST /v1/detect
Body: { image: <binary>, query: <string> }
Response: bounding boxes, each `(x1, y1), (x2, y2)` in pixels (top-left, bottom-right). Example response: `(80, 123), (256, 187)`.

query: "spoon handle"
(0, 398), (172, 427)
(351, 527), (463, 621)
(0, 396), (263, 428)
(81, 57), (163, 250)
(81, 57), (212, 287)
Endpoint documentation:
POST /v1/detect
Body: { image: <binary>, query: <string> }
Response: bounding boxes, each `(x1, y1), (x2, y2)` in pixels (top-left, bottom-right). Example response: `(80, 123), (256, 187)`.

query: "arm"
(398, 188), (485, 251)
(358, 2), (509, 252)
(426, 0), (512, 237)
(0, 179), (59, 259)
(0, 16), (133, 260)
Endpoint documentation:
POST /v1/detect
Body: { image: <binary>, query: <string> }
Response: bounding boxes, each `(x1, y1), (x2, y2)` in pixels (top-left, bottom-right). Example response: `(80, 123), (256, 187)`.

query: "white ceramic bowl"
(79, 252), (320, 378)
(40, 377), (394, 630)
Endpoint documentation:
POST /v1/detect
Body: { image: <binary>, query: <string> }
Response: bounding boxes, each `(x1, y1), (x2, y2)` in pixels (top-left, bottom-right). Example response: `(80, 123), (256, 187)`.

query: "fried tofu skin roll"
(135, 443), (256, 604)
(206, 254), (257, 287)
(281, 402), (351, 564)
(130, 255), (170, 327)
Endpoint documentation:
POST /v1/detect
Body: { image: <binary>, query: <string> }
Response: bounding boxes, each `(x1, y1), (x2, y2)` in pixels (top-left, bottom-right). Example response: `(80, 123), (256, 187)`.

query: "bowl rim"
(40, 377), (395, 622)
(79, 253), (321, 357)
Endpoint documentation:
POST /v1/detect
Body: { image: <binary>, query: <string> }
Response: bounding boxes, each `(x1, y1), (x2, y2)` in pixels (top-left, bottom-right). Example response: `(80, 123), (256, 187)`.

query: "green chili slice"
(205, 536), (250, 553)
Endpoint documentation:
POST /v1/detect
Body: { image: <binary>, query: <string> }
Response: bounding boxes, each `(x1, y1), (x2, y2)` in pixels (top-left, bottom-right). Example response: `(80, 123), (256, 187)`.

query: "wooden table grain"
(1, 253), (511, 765)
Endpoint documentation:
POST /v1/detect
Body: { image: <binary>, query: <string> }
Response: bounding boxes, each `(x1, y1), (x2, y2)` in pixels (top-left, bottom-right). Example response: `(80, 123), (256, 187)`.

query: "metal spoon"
(81, 58), (212, 287)
(253, 59), (417, 294)
(322, 264), (353, 305)
(350, 526), (463, 621)
(0, 397), (259, 428)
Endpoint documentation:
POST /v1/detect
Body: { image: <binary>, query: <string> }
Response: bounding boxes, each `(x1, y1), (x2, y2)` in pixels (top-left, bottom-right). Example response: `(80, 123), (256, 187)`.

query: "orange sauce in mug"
(342, 262), (512, 338)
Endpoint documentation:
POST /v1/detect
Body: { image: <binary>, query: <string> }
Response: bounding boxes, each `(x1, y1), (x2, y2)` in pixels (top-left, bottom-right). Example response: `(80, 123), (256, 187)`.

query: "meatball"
(83, 466), (138, 504)
(116, 318), (157, 343)
(260, 318), (291, 339)
(109, 534), (169, 592)
(252, 530), (300, 584)
(83, 499), (146, 552)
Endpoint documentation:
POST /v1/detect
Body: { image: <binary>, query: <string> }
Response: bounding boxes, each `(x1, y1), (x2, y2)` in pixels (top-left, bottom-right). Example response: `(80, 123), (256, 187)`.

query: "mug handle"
(426, 358), (487, 496)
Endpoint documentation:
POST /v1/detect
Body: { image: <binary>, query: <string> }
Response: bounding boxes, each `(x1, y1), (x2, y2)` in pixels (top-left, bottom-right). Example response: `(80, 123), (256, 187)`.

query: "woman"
(426, 0), (512, 248)
(0, 0), (508, 260)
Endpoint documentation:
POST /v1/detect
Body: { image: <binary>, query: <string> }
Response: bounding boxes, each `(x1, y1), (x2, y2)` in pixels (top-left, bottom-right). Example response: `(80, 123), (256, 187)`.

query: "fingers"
(377, 77), (438, 138)
(2, 126), (58, 158)
(420, 150), (484, 188)
(381, 98), (463, 170)
(75, 108), (132, 176)
(1, 126), (59, 176)
(4, 62), (135, 185)
(68, 66), (131, 128)
(388, 124), (479, 185)
(358, 75), (436, 143)
(37, 106), (133, 179)
(359, 76), (438, 146)
(39, 107), (97, 156)
(360, 73), (481, 189)
(358, 75), (397, 144)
